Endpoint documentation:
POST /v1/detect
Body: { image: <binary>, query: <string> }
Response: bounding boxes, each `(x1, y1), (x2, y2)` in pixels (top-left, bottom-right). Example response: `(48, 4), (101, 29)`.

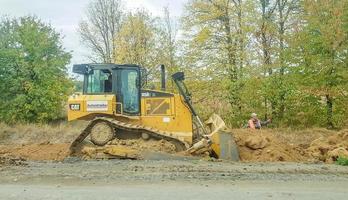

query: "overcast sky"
(0, 0), (187, 73)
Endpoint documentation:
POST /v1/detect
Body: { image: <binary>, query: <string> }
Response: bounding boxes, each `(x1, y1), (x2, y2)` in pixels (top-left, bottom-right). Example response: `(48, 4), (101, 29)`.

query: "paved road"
(0, 159), (347, 200)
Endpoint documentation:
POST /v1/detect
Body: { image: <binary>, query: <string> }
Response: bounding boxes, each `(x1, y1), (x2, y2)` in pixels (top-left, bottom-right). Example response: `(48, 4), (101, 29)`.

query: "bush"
(0, 16), (72, 123)
(336, 156), (348, 166)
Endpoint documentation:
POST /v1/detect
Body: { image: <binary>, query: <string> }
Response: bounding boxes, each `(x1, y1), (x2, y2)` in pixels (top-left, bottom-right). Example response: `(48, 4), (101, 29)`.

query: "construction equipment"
(68, 63), (238, 160)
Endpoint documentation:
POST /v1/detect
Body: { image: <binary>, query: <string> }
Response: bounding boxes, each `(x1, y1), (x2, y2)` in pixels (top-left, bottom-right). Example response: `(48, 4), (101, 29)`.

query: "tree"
(253, 0), (301, 123)
(293, 0), (348, 128)
(79, 0), (123, 62)
(182, 0), (253, 125)
(254, 0), (277, 120)
(0, 16), (72, 123)
(273, 0), (300, 119)
(157, 7), (180, 76)
(154, 7), (182, 90)
(113, 9), (158, 67)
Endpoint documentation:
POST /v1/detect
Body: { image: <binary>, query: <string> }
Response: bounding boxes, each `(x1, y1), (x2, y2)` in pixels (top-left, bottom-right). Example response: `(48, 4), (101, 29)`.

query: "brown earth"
(233, 130), (306, 162)
(80, 139), (177, 160)
(0, 122), (347, 163)
(108, 138), (177, 154)
(0, 143), (70, 161)
(233, 129), (348, 163)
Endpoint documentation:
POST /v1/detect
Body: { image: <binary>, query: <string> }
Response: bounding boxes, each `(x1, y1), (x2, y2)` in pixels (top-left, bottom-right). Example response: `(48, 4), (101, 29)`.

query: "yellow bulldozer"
(68, 63), (238, 160)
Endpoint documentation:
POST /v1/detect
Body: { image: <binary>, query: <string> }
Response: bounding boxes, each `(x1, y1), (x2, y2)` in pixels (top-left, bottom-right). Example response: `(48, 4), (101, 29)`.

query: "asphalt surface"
(0, 159), (347, 200)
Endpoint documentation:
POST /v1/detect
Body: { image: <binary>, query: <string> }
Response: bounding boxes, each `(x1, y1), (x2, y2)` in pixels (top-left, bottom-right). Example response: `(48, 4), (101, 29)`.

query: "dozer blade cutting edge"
(186, 114), (239, 161)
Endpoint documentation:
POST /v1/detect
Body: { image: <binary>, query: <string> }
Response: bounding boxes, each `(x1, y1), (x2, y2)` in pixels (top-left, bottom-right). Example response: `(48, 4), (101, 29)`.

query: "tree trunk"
(325, 94), (334, 129)
(277, 0), (286, 120)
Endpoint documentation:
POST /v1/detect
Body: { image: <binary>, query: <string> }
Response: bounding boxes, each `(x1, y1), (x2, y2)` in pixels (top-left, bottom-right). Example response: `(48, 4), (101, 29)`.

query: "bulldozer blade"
(205, 114), (239, 161)
(210, 130), (239, 161)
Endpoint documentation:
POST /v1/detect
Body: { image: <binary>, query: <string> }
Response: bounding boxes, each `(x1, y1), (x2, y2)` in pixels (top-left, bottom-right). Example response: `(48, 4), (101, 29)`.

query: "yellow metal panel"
(68, 94), (115, 121)
(68, 92), (194, 144)
(143, 97), (172, 116)
(139, 94), (193, 144)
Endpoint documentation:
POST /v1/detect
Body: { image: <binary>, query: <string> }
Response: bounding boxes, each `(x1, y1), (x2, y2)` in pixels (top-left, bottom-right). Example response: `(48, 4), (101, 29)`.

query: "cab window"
(86, 69), (112, 93)
(121, 69), (139, 114)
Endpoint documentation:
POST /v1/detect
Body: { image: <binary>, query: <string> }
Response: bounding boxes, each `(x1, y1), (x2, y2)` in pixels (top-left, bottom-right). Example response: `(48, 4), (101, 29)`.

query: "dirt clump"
(232, 129), (348, 163)
(306, 130), (348, 163)
(244, 134), (269, 150)
(0, 143), (70, 161)
(108, 138), (176, 153)
(81, 145), (141, 160)
(0, 156), (27, 167)
(326, 147), (348, 163)
(233, 130), (306, 162)
(77, 139), (177, 160)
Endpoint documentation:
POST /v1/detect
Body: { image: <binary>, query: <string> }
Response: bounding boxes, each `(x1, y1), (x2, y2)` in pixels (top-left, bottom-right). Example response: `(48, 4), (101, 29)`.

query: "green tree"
(293, 0), (348, 128)
(0, 16), (72, 123)
(182, 0), (254, 126)
(114, 9), (157, 67)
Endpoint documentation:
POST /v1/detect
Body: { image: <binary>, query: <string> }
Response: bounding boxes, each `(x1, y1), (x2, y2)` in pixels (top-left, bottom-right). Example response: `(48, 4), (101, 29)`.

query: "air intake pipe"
(161, 64), (166, 91)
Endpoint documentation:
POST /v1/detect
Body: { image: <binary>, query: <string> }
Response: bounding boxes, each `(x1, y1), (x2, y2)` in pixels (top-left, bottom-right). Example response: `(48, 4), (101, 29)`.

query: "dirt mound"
(0, 143), (70, 161)
(0, 138), (178, 161)
(232, 129), (348, 163)
(0, 122), (179, 161)
(233, 130), (306, 162)
(244, 134), (269, 150)
(306, 130), (348, 163)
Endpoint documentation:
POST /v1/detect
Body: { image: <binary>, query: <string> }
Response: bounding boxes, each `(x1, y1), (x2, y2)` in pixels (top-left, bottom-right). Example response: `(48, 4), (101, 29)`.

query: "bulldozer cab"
(73, 64), (141, 116)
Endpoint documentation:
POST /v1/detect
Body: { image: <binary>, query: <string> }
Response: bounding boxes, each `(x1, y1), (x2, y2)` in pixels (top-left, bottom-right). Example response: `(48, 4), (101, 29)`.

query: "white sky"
(0, 0), (187, 73)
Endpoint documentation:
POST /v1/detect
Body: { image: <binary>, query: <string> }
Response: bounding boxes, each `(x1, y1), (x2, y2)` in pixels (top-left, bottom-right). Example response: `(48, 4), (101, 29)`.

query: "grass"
(0, 121), (87, 145)
(336, 156), (348, 166)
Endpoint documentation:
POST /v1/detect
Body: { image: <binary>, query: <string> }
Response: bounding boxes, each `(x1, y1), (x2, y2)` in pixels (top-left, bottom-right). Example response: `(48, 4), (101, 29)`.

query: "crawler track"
(69, 117), (189, 154)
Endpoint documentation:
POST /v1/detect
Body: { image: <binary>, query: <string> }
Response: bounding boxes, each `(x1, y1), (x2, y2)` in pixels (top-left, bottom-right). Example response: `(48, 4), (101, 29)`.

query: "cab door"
(114, 67), (141, 115)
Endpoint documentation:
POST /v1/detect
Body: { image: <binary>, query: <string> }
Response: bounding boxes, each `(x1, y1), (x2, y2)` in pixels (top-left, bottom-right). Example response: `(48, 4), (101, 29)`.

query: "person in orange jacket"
(248, 113), (271, 129)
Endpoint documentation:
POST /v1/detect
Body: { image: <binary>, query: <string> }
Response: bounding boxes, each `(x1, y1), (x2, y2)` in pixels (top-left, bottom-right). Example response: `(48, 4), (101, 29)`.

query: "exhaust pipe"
(160, 64), (166, 91)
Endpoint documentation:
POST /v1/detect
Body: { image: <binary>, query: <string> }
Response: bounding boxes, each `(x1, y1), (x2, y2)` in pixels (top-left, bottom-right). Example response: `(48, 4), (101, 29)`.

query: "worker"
(248, 113), (271, 129)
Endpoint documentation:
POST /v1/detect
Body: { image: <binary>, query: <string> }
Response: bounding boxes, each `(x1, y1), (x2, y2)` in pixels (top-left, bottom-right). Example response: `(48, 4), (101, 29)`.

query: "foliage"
(79, 0), (123, 62)
(114, 9), (157, 67)
(336, 156), (348, 166)
(0, 16), (72, 123)
(181, 0), (348, 128)
(80, 0), (347, 129)
(72, 80), (83, 92)
(291, 0), (348, 128)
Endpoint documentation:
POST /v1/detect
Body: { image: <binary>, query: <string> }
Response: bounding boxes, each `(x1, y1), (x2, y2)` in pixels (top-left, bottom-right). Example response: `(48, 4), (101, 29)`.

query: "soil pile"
(108, 138), (177, 153)
(233, 130), (306, 162)
(81, 139), (177, 160)
(306, 130), (348, 163)
(0, 143), (70, 161)
(232, 129), (348, 163)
